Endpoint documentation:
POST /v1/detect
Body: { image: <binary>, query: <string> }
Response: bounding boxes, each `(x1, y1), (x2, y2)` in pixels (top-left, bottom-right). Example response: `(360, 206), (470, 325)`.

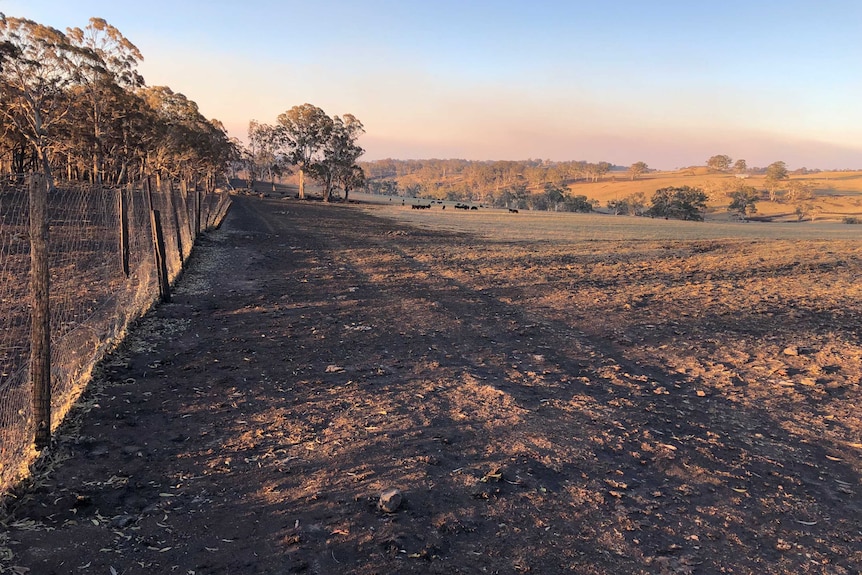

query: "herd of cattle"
(408, 201), (518, 213)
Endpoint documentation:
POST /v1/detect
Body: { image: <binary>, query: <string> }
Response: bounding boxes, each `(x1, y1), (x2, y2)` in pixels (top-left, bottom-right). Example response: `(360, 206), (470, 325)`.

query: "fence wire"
(0, 176), (231, 492)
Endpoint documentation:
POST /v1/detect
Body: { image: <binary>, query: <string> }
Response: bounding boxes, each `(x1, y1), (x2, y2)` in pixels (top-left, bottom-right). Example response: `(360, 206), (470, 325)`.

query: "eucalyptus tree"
(707, 154), (733, 172)
(628, 161), (648, 180)
(66, 17), (144, 184)
(139, 86), (236, 189)
(319, 113), (365, 202)
(764, 161), (789, 201)
(0, 16), (76, 185)
(543, 182), (566, 211)
(728, 186), (759, 220)
(584, 161), (612, 182)
(338, 164), (366, 202)
(276, 103), (332, 199)
(648, 186), (708, 221)
(247, 120), (285, 191)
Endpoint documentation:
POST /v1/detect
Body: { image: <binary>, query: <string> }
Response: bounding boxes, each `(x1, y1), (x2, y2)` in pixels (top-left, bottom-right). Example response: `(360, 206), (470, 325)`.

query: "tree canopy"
(0, 14), (237, 189)
(765, 161), (789, 181)
(244, 104), (367, 202)
(647, 186), (708, 221)
(628, 161), (648, 180)
(728, 186), (759, 220)
(707, 154), (733, 172)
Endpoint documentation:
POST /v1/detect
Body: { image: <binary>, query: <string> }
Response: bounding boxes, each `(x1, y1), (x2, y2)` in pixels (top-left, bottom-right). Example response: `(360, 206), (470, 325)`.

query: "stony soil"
(2, 195), (860, 574)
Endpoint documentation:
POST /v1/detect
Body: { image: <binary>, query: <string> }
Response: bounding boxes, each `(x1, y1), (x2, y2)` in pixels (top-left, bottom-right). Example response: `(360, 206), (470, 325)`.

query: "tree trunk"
(298, 169), (305, 199)
(323, 174), (333, 203)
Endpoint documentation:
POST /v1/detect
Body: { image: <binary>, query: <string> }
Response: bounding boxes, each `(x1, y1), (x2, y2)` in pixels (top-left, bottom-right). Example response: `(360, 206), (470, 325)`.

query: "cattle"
(411, 203), (432, 209)
(509, 208), (519, 213)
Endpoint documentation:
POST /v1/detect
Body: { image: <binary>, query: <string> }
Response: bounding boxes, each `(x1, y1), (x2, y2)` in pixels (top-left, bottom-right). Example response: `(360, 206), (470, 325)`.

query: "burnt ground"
(1, 195), (860, 574)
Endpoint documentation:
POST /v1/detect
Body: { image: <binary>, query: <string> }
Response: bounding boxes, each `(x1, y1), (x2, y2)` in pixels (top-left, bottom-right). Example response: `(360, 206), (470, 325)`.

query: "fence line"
(0, 175), (231, 492)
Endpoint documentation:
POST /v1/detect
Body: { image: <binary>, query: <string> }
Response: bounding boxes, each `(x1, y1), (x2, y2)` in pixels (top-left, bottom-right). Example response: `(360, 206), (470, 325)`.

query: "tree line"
(0, 15), (241, 192)
(0, 14), (369, 201)
(359, 158), (636, 209)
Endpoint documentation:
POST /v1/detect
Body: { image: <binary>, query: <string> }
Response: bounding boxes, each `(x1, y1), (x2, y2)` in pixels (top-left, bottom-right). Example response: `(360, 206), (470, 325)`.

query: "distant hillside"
(357, 159), (862, 222)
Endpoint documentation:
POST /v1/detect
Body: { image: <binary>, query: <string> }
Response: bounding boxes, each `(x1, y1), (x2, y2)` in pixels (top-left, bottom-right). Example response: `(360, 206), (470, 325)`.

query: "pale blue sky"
(4, 0), (861, 169)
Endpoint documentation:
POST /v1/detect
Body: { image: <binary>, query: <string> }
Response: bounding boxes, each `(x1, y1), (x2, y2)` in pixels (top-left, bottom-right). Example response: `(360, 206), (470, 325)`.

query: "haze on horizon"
(5, 0), (861, 170)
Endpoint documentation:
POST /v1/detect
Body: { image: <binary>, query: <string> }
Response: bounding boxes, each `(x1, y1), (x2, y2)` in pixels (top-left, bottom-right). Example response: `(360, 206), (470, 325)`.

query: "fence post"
(145, 176), (154, 212)
(180, 180), (192, 246)
(168, 181), (184, 268)
(118, 186), (130, 277)
(150, 209), (171, 303)
(29, 173), (51, 450)
(194, 189), (201, 236)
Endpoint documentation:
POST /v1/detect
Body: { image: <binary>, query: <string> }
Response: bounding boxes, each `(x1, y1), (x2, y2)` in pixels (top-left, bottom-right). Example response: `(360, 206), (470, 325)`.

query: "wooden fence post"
(180, 179), (196, 245)
(118, 186), (130, 277)
(150, 209), (171, 303)
(145, 176), (154, 212)
(194, 190), (201, 236)
(168, 181), (184, 268)
(29, 173), (51, 450)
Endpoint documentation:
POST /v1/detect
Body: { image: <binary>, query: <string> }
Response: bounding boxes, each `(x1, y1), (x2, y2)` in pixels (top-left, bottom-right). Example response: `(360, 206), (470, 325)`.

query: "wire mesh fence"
(0, 175), (231, 492)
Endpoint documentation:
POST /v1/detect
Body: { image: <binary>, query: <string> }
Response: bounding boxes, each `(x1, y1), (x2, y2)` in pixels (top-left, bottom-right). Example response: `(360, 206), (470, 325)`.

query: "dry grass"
(568, 170), (862, 221)
(346, 169), (862, 222)
(358, 197), (862, 242)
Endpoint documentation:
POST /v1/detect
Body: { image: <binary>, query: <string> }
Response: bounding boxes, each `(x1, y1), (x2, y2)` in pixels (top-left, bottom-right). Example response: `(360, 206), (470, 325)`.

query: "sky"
(3, 0), (862, 169)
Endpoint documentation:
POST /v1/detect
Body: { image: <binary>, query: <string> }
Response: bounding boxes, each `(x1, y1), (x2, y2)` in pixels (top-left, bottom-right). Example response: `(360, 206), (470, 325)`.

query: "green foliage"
(628, 161), (648, 180)
(765, 161), (789, 181)
(607, 191), (646, 216)
(647, 186), (708, 221)
(541, 182), (566, 210)
(276, 103), (332, 198)
(763, 161), (790, 201)
(563, 194), (594, 213)
(707, 154), (732, 172)
(728, 186), (759, 219)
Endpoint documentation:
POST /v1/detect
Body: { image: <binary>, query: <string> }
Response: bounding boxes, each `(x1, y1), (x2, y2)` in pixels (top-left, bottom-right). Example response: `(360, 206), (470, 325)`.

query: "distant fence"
(0, 174), (231, 492)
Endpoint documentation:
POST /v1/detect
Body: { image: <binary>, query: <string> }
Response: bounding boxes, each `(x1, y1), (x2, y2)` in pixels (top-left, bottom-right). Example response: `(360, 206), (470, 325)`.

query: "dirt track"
(2, 195), (860, 574)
